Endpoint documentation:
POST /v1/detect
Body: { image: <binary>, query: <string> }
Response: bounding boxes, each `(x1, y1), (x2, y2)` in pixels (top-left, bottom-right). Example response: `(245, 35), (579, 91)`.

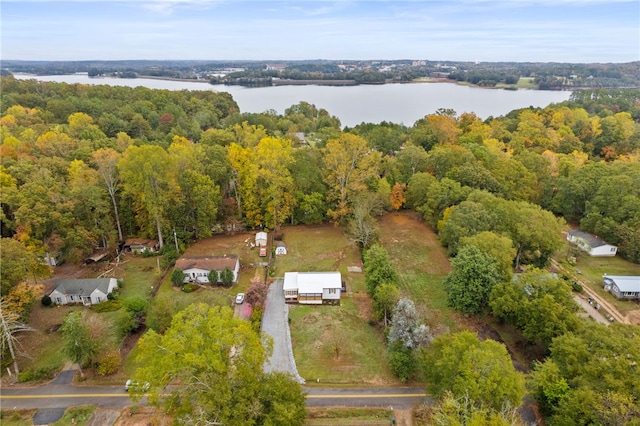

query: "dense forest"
(1, 77), (640, 423)
(1, 77), (638, 267)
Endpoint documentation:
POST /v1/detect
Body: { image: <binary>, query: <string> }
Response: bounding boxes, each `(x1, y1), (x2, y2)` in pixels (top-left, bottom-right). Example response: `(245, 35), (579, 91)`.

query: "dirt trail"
(578, 283), (628, 324)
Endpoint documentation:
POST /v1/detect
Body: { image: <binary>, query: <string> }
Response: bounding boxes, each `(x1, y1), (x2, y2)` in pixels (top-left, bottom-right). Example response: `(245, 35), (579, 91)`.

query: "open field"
(274, 224), (394, 383)
(376, 212), (462, 334)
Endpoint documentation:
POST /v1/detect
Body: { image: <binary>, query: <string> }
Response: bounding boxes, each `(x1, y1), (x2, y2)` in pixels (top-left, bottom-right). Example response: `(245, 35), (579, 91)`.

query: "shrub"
(171, 268), (184, 287)
(571, 281), (583, 292)
(107, 287), (119, 300)
(91, 299), (121, 313)
(123, 296), (148, 314)
(96, 349), (121, 376)
(245, 279), (269, 307)
(219, 267), (234, 287)
(387, 342), (415, 382)
(250, 306), (263, 331)
(160, 246), (179, 269)
(17, 366), (56, 383)
(182, 283), (199, 293)
(41, 295), (52, 306)
(115, 310), (138, 337)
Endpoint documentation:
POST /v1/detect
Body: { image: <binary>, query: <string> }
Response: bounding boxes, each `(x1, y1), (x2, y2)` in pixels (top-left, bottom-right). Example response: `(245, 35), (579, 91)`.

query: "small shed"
(255, 231), (268, 247)
(275, 241), (287, 255)
(567, 230), (617, 257)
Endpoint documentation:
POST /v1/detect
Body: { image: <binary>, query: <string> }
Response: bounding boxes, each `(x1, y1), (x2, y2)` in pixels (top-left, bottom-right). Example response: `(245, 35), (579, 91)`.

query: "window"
(611, 247), (616, 252)
(328, 288), (336, 294)
(56, 297), (62, 303)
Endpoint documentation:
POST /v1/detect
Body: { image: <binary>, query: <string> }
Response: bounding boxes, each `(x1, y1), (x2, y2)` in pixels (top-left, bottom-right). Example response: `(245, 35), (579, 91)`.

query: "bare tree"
(0, 298), (34, 377)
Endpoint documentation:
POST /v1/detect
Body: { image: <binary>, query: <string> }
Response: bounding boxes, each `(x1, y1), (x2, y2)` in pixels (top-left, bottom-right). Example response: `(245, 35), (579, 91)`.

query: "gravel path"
(261, 279), (305, 384)
(573, 294), (610, 325)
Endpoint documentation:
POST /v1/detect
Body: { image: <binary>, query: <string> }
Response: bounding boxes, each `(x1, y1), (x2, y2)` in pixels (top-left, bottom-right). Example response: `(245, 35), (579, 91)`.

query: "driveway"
(261, 279), (305, 383)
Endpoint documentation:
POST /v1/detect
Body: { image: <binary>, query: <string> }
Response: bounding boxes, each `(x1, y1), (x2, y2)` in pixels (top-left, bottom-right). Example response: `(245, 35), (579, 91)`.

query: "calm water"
(14, 74), (572, 127)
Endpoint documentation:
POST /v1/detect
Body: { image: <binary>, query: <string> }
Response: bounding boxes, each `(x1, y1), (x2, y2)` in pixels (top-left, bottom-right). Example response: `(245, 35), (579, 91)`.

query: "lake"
(13, 74), (572, 128)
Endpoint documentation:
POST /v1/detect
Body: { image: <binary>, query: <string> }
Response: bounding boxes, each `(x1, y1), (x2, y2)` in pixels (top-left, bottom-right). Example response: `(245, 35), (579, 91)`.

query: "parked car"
(235, 293), (245, 304)
(125, 379), (150, 392)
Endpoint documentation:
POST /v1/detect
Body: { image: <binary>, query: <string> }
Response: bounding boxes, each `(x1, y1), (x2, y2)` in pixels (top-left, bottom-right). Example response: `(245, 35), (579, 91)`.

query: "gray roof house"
(603, 275), (640, 300)
(49, 278), (118, 306)
(567, 230), (617, 257)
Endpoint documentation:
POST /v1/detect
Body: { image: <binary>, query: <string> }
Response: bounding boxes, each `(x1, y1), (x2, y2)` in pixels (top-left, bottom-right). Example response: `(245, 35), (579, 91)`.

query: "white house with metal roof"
(283, 272), (342, 305)
(567, 229), (617, 257)
(603, 275), (640, 300)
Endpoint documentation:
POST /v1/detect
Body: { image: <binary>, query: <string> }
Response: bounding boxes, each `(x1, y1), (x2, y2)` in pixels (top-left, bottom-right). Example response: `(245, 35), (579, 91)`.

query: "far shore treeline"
(2, 59), (639, 89)
(1, 76), (639, 279)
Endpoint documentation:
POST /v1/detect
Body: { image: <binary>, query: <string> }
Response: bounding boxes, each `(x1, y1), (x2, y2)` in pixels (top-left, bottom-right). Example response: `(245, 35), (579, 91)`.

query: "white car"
(235, 293), (245, 304)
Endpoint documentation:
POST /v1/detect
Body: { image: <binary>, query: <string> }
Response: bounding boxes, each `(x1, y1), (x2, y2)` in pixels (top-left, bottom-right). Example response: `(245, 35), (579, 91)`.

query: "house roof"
(276, 241), (286, 248)
(51, 278), (117, 296)
(604, 276), (640, 292)
(175, 256), (238, 271)
(256, 231), (268, 239)
(567, 229), (615, 249)
(124, 238), (158, 248)
(283, 272), (342, 293)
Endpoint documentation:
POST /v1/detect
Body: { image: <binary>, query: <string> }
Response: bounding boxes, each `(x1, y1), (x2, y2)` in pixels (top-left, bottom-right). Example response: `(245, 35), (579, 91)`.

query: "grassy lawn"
(377, 212), (465, 334)
(275, 224), (391, 383)
(305, 408), (393, 425)
(496, 77), (538, 90)
(289, 299), (397, 384)
(0, 410), (37, 426)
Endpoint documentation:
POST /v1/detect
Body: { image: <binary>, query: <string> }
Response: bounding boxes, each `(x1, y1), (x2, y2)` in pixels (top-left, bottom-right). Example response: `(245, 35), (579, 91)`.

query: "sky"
(1, 0), (639, 63)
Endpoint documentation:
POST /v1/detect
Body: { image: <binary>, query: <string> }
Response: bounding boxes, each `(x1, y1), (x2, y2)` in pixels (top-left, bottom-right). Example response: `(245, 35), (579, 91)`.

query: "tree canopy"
(133, 303), (306, 426)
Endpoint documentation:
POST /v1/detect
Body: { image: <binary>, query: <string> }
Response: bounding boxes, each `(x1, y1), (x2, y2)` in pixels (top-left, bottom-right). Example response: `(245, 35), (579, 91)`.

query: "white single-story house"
(603, 275), (640, 300)
(275, 241), (287, 255)
(175, 255), (240, 284)
(283, 272), (342, 305)
(49, 278), (118, 305)
(123, 238), (159, 254)
(567, 230), (617, 257)
(255, 231), (268, 247)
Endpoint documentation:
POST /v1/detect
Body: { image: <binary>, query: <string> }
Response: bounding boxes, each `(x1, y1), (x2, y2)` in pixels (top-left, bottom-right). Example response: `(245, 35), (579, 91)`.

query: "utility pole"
(173, 228), (179, 252)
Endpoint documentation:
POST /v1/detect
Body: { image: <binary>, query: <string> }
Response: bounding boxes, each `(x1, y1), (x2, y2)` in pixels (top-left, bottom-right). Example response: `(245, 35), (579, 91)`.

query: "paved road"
(261, 278), (305, 383)
(1, 380), (426, 410)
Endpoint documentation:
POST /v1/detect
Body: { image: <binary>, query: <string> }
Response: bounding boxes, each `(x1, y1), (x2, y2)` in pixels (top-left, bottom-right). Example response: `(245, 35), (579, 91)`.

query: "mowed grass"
(273, 224), (366, 292)
(377, 212), (462, 333)
(289, 299), (397, 384)
(278, 224), (394, 384)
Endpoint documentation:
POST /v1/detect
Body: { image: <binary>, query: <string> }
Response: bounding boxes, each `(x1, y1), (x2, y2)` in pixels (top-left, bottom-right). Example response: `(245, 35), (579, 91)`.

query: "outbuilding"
(255, 231), (268, 247)
(275, 241), (287, 255)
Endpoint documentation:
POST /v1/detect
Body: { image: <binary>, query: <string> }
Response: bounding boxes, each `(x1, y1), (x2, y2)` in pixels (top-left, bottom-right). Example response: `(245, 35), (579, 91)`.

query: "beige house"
(175, 256), (240, 284)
